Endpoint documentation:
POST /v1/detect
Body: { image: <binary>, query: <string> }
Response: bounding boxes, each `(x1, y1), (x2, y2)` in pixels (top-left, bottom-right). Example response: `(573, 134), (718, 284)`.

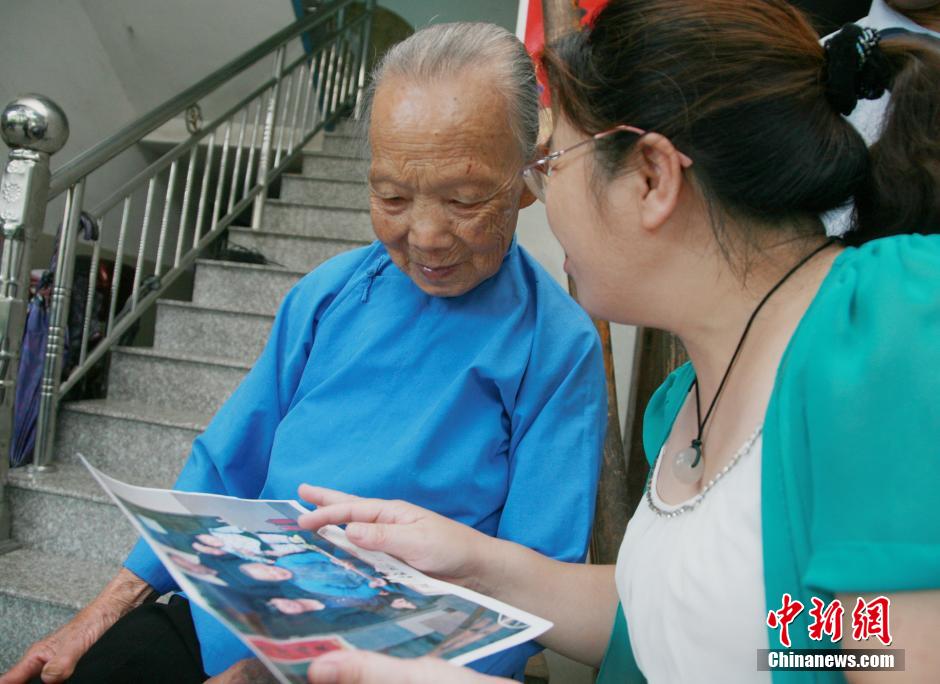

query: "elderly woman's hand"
(297, 485), (498, 595)
(307, 652), (510, 684)
(205, 658), (276, 684)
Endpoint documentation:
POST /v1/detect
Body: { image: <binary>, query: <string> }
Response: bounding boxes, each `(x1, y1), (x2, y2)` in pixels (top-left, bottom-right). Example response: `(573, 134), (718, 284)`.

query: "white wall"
(0, 0), (300, 263)
(378, 0), (518, 30)
(77, 0), (296, 121)
(0, 0), (154, 249)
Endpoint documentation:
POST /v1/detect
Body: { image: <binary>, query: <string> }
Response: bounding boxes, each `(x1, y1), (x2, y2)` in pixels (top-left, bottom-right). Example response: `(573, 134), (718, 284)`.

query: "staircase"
(0, 123), (372, 670)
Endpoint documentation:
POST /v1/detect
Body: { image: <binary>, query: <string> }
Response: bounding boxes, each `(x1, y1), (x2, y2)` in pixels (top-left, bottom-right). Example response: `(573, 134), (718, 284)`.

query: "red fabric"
(523, 1), (608, 106)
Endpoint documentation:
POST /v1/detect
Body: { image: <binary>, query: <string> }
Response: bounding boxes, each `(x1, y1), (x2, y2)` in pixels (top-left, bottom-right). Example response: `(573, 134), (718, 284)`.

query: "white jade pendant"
(672, 445), (703, 484)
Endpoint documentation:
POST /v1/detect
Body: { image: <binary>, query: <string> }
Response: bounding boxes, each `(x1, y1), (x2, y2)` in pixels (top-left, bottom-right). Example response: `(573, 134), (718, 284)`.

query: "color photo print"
(82, 458), (552, 684)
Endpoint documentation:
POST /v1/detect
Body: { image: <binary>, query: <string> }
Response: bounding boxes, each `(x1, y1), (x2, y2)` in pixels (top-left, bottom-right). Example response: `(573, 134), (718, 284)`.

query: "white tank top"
(615, 429), (771, 684)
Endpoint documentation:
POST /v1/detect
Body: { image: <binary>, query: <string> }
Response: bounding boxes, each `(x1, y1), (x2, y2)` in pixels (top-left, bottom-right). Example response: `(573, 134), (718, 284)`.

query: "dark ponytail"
(849, 32), (940, 244)
(542, 0), (940, 248)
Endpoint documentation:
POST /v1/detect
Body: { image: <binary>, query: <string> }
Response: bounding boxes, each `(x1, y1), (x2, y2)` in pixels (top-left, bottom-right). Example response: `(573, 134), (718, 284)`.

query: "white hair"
(362, 22), (539, 161)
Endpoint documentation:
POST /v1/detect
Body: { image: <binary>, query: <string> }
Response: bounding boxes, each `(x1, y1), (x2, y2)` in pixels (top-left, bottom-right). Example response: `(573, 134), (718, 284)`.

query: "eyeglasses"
(520, 124), (693, 203)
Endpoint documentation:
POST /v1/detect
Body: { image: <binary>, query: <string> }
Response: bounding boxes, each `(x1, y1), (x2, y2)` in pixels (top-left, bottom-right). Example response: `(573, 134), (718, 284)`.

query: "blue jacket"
(125, 239), (607, 677)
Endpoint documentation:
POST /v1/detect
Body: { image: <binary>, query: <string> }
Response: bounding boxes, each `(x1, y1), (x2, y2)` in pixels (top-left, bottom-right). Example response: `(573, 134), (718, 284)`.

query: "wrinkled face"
(269, 597), (326, 614)
(240, 562), (293, 582)
(368, 72), (532, 297)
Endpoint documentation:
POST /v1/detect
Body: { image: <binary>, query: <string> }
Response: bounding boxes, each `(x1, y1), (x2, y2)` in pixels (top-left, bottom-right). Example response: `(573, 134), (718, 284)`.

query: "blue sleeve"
(123, 249), (370, 592)
(792, 236), (940, 594)
(469, 308), (606, 678)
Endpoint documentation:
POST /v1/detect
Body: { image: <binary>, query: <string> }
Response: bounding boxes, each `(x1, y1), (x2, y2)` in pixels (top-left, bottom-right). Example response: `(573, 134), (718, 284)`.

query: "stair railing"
(0, 0), (376, 487)
(0, 96), (70, 551)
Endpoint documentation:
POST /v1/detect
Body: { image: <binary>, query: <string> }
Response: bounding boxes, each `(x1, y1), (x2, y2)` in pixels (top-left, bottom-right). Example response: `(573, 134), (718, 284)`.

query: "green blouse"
(598, 235), (940, 683)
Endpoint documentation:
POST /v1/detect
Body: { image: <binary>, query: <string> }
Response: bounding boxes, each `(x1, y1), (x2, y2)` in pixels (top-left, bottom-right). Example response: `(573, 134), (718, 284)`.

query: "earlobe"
(519, 183), (538, 209)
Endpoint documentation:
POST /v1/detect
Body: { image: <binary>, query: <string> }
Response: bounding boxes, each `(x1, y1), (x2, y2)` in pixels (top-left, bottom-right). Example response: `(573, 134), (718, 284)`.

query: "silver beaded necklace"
(646, 424), (763, 518)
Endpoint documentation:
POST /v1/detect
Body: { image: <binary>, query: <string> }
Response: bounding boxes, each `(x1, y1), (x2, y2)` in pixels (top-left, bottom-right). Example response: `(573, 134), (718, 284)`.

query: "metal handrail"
(86, 13), (363, 222)
(48, 0), (357, 199)
(0, 0), (376, 488)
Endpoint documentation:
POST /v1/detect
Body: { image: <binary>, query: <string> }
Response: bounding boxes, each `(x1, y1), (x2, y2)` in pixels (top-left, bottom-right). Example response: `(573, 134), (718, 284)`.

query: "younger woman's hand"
(307, 651), (510, 684)
(297, 485), (499, 594)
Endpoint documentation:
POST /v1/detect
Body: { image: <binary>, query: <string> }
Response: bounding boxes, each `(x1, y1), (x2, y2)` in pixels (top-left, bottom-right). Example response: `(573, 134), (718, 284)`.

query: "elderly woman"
(4, 23), (605, 684)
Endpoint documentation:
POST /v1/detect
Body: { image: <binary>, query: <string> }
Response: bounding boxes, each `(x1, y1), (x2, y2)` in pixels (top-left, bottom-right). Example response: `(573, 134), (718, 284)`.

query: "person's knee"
(68, 599), (204, 684)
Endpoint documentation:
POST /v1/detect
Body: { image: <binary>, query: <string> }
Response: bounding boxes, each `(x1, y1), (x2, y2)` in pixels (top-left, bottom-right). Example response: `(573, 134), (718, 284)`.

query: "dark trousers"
(30, 595), (207, 683)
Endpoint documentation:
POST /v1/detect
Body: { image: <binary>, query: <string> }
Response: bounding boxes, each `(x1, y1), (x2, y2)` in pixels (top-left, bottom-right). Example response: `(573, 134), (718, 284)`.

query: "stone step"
(6, 462), (138, 567)
(0, 548), (115, 671)
(154, 300), (274, 364)
(261, 200), (373, 242)
(55, 399), (205, 485)
(191, 259), (304, 316)
(280, 175), (369, 211)
(227, 227), (366, 273)
(108, 347), (250, 416)
(329, 119), (362, 136)
(301, 152), (369, 181)
(322, 133), (368, 158)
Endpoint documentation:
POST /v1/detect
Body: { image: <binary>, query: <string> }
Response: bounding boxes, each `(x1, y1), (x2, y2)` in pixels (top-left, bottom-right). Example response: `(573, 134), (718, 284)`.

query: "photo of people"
(85, 459), (551, 684)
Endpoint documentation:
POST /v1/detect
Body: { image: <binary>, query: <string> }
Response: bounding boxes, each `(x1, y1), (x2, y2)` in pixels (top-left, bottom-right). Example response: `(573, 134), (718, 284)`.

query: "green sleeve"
(596, 604), (646, 684)
(641, 362), (695, 467)
(790, 236), (940, 594)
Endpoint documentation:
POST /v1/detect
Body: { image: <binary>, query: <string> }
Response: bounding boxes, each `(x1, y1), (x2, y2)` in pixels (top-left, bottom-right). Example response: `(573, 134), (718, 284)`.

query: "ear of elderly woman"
(302, 0), (940, 681)
(1, 24), (607, 684)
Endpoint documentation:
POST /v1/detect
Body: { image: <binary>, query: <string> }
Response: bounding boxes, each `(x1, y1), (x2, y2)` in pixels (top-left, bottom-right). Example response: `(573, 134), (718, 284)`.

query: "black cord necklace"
(671, 238), (837, 485)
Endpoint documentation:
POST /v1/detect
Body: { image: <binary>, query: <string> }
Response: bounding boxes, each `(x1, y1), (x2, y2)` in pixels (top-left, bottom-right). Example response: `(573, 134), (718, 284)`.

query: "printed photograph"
(86, 461), (551, 684)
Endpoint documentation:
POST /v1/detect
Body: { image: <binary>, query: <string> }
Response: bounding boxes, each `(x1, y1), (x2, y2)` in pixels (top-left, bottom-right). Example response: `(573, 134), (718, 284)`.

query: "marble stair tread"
(7, 459), (112, 504)
(194, 257), (305, 277)
(111, 345), (254, 371)
(322, 134), (368, 158)
(61, 398), (211, 432)
(107, 346), (252, 415)
(279, 174), (370, 210)
(228, 225), (368, 246)
(261, 199), (371, 218)
(283, 172), (367, 184)
(191, 258), (306, 316)
(0, 548), (113, 610)
(300, 152), (369, 181)
(302, 150), (368, 160)
(260, 200), (374, 242)
(157, 299), (276, 321)
(154, 299), (275, 364)
(226, 226), (369, 271)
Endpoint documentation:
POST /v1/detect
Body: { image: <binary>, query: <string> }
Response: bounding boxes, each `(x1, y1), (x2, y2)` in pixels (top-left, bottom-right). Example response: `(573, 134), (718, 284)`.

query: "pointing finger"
(307, 652), (499, 684)
(297, 485), (361, 507)
(298, 499), (414, 532)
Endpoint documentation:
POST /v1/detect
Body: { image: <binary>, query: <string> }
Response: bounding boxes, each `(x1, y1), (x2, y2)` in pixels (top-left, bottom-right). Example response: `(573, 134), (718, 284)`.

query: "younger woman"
(300, 1), (940, 681)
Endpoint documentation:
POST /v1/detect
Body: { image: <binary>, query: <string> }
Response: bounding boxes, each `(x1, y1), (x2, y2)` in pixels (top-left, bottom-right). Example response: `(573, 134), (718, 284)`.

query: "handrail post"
(251, 45), (287, 230)
(32, 178), (84, 473)
(353, 0), (375, 120)
(0, 95), (68, 549)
